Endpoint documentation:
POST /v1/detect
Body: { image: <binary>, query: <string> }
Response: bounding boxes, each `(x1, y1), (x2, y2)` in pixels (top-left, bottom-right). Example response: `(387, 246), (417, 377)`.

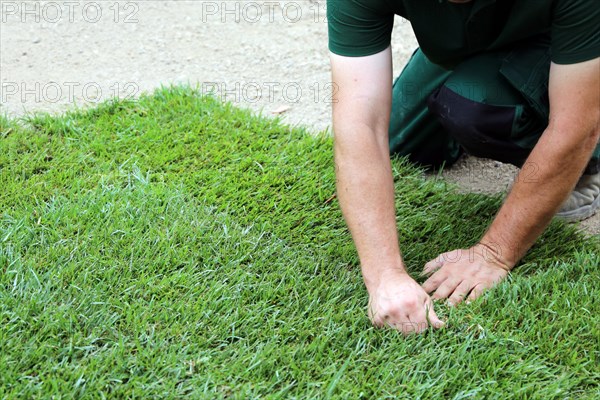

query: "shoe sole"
(555, 192), (600, 222)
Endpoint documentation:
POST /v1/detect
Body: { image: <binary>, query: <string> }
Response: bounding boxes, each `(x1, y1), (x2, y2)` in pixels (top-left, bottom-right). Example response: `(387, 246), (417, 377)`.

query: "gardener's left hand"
(421, 243), (513, 306)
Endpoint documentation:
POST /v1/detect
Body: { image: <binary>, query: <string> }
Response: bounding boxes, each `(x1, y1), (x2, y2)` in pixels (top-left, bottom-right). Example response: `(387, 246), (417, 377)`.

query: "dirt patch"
(1, 1), (597, 234)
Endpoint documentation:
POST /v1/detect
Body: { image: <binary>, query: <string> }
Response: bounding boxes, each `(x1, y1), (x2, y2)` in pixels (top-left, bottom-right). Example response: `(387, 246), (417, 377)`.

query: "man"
(327, 0), (600, 334)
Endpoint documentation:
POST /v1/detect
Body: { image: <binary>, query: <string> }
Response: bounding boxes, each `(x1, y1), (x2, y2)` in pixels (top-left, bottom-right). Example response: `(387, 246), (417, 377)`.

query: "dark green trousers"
(389, 42), (600, 174)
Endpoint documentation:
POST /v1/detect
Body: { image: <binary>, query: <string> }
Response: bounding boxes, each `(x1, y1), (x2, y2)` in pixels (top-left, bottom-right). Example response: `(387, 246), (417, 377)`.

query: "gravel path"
(1, 0), (597, 234)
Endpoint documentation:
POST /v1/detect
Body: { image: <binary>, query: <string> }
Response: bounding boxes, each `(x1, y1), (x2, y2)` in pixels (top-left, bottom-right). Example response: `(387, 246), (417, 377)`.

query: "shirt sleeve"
(551, 0), (600, 64)
(327, 0), (395, 57)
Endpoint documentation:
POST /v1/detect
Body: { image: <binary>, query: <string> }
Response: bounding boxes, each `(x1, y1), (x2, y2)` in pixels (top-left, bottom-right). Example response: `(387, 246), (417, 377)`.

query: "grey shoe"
(556, 172), (600, 222)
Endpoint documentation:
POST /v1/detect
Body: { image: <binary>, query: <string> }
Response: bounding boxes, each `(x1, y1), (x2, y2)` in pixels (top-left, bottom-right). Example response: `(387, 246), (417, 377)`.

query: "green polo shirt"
(327, 0), (600, 67)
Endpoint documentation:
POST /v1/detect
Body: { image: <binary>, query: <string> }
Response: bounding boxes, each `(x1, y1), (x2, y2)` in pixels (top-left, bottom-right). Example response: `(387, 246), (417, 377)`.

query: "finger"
(422, 270), (447, 294)
(368, 304), (387, 328)
(371, 317), (385, 328)
(375, 311), (401, 329)
(431, 278), (461, 300)
(399, 321), (422, 335)
(466, 283), (489, 303)
(448, 281), (473, 306)
(393, 305), (428, 335)
(424, 301), (445, 329)
(422, 258), (444, 276)
(377, 309), (411, 332)
(401, 313), (429, 335)
(387, 314), (418, 335)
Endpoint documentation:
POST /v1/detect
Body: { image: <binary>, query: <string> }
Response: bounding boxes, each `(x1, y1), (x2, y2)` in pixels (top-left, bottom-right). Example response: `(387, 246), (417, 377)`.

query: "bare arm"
(331, 47), (443, 332)
(423, 58), (600, 304)
(331, 48), (400, 282)
(481, 58), (600, 264)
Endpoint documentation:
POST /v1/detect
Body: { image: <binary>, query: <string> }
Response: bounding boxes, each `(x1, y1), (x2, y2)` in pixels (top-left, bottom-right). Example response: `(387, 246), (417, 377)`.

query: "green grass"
(0, 86), (598, 399)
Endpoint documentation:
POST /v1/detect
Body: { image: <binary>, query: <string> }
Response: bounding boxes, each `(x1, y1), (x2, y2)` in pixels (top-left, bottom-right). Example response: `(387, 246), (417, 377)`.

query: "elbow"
(333, 120), (390, 159)
(549, 112), (600, 154)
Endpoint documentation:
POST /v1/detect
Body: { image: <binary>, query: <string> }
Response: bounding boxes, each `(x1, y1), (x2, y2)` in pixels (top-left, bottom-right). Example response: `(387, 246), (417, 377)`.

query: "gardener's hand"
(368, 270), (444, 334)
(422, 243), (512, 305)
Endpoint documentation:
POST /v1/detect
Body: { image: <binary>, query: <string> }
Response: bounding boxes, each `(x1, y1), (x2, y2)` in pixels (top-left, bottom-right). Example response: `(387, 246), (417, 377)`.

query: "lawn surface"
(1, 87), (598, 399)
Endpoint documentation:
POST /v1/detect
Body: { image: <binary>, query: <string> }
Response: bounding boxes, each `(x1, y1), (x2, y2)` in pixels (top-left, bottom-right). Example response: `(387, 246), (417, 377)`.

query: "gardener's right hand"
(367, 270), (444, 334)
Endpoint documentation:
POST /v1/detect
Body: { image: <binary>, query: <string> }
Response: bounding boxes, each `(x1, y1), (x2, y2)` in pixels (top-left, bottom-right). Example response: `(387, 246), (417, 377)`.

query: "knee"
(426, 85), (525, 162)
(427, 85), (503, 139)
(428, 86), (530, 166)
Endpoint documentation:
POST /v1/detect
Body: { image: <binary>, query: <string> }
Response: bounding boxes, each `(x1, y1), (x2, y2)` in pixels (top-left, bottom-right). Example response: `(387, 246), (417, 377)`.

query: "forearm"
(481, 124), (599, 267)
(334, 127), (406, 291)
